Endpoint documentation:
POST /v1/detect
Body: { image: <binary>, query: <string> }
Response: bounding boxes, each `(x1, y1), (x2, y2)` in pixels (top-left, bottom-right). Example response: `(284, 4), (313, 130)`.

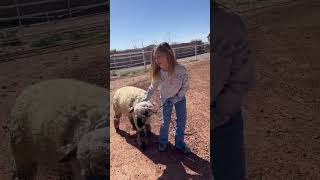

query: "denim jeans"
(211, 110), (246, 180)
(159, 96), (187, 149)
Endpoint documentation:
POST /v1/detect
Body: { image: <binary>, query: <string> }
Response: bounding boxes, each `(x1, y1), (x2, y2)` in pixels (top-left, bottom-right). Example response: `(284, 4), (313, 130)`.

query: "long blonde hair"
(150, 42), (177, 81)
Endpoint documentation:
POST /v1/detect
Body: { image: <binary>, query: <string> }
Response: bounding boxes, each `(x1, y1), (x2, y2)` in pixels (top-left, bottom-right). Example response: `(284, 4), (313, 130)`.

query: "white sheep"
(9, 79), (109, 180)
(113, 86), (156, 150)
(76, 127), (109, 179)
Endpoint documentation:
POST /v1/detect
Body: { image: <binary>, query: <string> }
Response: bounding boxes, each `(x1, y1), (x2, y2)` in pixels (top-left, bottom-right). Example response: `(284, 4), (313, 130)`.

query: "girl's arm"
(144, 80), (160, 101)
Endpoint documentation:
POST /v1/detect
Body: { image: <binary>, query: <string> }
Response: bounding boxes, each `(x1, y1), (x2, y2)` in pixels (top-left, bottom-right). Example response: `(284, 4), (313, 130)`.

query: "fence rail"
(0, 2), (108, 21)
(0, 0), (65, 9)
(0, 0), (107, 29)
(216, 0), (299, 14)
(110, 43), (209, 71)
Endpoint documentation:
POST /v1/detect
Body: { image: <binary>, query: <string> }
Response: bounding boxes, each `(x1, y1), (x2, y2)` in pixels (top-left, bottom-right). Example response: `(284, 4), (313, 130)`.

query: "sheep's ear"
(58, 144), (77, 163)
(128, 106), (134, 113)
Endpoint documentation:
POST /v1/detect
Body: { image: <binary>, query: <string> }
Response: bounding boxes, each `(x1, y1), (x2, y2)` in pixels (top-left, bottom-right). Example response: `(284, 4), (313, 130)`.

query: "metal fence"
(216, 0), (298, 14)
(110, 43), (209, 71)
(0, 0), (107, 29)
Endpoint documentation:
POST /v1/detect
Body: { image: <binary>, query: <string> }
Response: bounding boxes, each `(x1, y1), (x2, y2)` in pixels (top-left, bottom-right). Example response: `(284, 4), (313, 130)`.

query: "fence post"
(113, 58), (117, 70)
(130, 54), (132, 67)
(142, 49), (146, 72)
(195, 45), (198, 61)
(14, 0), (22, 26)
(67, 0), (72, 17)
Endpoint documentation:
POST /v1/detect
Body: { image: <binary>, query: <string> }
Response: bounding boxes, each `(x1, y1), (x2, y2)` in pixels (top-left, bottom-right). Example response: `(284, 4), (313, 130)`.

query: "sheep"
(9, 79), (109, 180)
(113, 86), (156, 151)
(76, 127), (109, 179)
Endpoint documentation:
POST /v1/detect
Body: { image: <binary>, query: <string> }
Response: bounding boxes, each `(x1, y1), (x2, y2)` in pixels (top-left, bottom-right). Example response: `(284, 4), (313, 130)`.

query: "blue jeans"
(160, 96), (187, 149)
(211, 110), (246, 180)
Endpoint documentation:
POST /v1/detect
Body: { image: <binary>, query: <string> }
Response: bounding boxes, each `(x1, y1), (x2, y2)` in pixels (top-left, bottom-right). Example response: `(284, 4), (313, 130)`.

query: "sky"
(110, 0), (210, 50)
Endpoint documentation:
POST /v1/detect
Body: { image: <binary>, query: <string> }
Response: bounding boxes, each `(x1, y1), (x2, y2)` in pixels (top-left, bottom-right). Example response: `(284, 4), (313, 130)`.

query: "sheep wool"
(9, 78), (108, 180)
(113, 86), (155, 150)
(113, 86), (147, 119)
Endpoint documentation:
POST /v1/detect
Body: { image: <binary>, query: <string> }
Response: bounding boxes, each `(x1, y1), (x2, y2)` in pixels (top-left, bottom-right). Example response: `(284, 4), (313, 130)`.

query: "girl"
(144, 42), (191, 154)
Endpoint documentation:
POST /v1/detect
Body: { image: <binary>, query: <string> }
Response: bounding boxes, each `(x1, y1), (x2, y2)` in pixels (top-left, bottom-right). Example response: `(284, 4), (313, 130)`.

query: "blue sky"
(110, 0), (210, 50)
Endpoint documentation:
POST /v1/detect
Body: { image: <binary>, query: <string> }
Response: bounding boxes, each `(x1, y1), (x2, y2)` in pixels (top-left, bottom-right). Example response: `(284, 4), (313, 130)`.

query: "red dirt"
(110, 59), (212, 179)
(243, 0), (320, 179)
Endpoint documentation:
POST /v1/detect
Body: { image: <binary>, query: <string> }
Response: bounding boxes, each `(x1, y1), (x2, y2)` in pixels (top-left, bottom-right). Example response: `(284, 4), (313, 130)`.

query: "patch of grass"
(2, 39), (23, 46)
(69, 32), (91, 41)
(1, 29), (23, 47)
(111, 68), (148, 78)
(31, 34), (64, 47)
(30, 31), (94, 48)
(110, 71), (117, 76)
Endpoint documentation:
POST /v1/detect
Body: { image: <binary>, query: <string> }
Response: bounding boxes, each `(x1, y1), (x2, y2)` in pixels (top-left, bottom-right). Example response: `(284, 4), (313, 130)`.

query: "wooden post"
(113, 58), (117, 70)
(67, 0), (72, 17)
(14, 0), (22, 26)
(142, 50), (146, 72)
(195, 45), (198, 60)
(130, 54), (132, 67)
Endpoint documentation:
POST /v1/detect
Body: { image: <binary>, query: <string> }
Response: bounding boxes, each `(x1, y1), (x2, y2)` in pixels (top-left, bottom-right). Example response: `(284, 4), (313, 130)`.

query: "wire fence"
(0, 0), (108, 60)
(0, 13), (108, 62)
(0, 0), (108, 29)
(216, 0), (299, 14)
(110, 43), (209, 72)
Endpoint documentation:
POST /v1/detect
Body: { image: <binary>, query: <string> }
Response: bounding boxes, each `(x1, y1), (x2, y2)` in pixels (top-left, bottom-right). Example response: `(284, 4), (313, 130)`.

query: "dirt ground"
(243, 0), (320, 179)
(0, 0), (320, 179)
(110, 58), (211, 180)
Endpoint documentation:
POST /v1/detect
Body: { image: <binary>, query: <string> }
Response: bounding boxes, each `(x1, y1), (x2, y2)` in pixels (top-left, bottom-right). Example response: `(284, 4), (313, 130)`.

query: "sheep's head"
(129, 101), (155, 118)
(128, 101), (155, 129)
(58, 127), (109, 179)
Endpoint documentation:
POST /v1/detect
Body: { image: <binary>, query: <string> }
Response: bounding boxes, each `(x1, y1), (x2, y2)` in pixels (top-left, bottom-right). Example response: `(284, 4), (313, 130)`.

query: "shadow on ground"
(116, 129), (212, 180)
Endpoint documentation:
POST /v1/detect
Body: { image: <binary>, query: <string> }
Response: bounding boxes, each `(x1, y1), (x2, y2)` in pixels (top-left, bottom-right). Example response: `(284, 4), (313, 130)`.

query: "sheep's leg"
(113, 114), (121, 131)
(129, 118), (137, 131)
(12, 158), (37, 180)
(113, 103), (121, 131)
(137, 130), (146, 151)
(146, 124), (152, 136)
(10, 138), (37, 180)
